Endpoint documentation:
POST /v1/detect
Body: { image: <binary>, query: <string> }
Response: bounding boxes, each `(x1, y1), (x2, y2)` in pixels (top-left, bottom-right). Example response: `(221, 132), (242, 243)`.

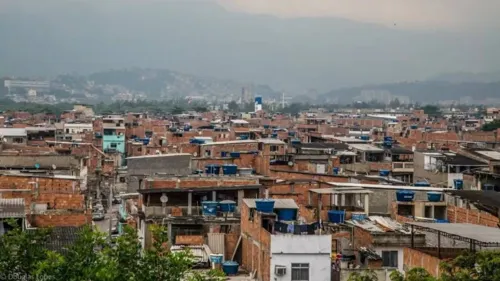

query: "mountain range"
(1, 0), (500, 94)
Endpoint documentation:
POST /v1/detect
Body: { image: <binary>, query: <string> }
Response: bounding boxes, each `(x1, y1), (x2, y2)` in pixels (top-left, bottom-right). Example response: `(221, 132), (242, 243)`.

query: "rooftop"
(292, 142), (349, 150)
(258, 138), (285, 145)
(126, 153), (191, 160)
(0, 198), (25, 218)
(230, 119), (249, 125)
(406, 222), (500, 247)
(348, 143), (384, 152)
(243, 198), (299, 209)
(0, 128), (27, 137)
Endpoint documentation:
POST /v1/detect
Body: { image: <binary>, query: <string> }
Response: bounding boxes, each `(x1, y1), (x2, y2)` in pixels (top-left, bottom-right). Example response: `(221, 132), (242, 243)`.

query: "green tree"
(420, 105), (442, 117)
(228, 101), (239, 112)
(390, 268), (437, 281)
(440, 250), (500, 281)
(0, 219), (52, 279)
(348, 270), (379, 281)
(482, 120), (500, 132)
(172, 105), (185, 115)
(1, 222), (223, 281)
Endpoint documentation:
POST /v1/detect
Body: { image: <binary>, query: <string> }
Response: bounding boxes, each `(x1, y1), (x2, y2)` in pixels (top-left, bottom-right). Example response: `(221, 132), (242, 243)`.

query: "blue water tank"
(142, 138), (150, 145)
(210, 254), (224, 264)
(255, 199), (275, 213)
(276, 209), (297, 221)
(240, 135), (249, 140)
(427, 192), (442, 202)
(379, 170), (390, 177)
(360, 135), (370, 141)
(219, 200), (236, 213)
(230, 152), (240, 158)
(201, 201), (218, 216)
(288, 131), (296, 137)
(435, 219), (449, 223)
(263, 125), (270, 129)
(454, 179), (464, 190)
(396, 190), (415, 202)
(328, 210), (345, 223)
(410, 125), (418, 129)
(205, 164), (221, 175)
(271, 133), (278, 138)
(384, 141), (393, 148)
(222, 164), (238, 175)
(384, 136), (393, 142)
(221, 151), (228, 157)
(291, 139), (301, 144)
(222, 261), (239, 276)
(333, 167), (340, 175)
(414, 181), (431, 187)
(351, 212), (367, 221)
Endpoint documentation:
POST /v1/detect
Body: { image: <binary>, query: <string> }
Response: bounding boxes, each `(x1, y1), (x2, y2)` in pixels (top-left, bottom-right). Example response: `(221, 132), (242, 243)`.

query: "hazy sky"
(218, 0), (500, 30)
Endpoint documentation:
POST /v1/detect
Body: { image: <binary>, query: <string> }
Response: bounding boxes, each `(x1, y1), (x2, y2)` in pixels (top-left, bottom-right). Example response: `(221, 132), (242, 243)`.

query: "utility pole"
(108, 169), (116, 237)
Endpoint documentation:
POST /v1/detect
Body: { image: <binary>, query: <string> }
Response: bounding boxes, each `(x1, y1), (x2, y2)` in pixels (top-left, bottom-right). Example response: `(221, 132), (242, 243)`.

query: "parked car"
(92, 210), (105, 221)
(112, 196), (122, 204)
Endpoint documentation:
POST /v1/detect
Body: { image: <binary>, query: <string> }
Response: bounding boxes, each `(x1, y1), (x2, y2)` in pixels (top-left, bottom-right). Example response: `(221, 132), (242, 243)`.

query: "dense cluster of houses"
(0, 104), (499, 280)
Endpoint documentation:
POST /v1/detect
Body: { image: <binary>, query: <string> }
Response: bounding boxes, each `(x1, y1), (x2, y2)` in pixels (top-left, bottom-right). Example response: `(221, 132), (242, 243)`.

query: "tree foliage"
(349, 250), (500, 281)
(482, 120), (500, 132)
(1, 222), (223, 281)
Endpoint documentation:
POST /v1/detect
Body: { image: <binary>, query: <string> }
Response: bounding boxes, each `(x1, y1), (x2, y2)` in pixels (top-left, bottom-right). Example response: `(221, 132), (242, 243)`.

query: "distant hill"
(428, 71), (500, 83)
(321, 81), (500, 104)
(53, 68), (281, 100)
(1, 0), (500, 93)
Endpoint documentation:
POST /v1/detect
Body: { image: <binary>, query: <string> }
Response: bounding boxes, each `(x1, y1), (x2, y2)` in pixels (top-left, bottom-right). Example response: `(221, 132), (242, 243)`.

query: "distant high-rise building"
(254, 96), (263, 112)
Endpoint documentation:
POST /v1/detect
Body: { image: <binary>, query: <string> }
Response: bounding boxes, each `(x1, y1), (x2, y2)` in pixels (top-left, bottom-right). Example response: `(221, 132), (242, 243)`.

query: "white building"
(270, 234), (332, 281)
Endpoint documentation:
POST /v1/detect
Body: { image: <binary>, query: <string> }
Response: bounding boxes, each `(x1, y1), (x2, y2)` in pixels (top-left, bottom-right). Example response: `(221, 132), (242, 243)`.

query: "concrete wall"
(128, 154), (192, 176)
(270, 234), (332, 281)
(367, 188), (429, 214)
(0, 155), (81, 170)
(413, 151), (448, 186)
(103, 135), (125, 154)
(339, 268), (393, 281)
(374, 246), (405, 273)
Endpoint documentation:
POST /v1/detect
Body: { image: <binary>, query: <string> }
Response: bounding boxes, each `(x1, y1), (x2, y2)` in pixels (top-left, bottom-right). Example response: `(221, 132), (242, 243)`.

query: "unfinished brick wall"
(149, 177), (259, 190)
(225, 233), (239, 260)
(36, 194), (85, 210)
(403, 248), (442, 277)
(0, 175), (80, 194)
(32, 213), (91, 227)
(175, 235), (205, 245)
(240, 203), (272, 281)
(447, 205), (499, 227)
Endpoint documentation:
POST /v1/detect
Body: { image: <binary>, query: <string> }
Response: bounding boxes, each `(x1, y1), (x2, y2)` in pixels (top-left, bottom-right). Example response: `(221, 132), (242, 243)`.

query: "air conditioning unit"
(275, 265), (286, 276)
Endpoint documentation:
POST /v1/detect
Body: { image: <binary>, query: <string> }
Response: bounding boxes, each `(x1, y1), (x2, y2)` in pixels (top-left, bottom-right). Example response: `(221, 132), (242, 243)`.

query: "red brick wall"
(175, 235), (205, 245)
(447, 205), (499, 227)
(240, 203), (271, 281)
(403, 248), (442, 277)
(0, 175), (80, 194)
(149, 177), (259, 189)
(32, 214), (91, 227)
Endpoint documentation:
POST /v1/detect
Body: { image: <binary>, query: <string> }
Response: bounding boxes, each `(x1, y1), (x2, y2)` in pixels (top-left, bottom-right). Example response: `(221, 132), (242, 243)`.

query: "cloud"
(218, 0), (500, 30)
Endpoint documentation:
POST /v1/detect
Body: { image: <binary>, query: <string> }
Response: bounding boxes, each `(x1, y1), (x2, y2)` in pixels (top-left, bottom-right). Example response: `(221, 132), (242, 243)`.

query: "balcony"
(392, 162), (414, 173)
(144, 205), (241, 218)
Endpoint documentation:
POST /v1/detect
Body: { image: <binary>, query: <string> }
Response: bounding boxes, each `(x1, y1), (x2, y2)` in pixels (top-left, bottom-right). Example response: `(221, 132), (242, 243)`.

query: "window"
(382, 251), (398, 268)
(111, 143), (117, 148)
(66, 129), (70, 133)
(291, 263), (309, 281)
(270, 145), (279, 152)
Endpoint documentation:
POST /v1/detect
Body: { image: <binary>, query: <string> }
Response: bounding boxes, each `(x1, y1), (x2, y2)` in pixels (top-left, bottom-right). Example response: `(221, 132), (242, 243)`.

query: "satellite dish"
(52, 164), (57, 170)
(160, 195), (169, 203)
(287, 161), (294, 167)
(193, 152), (198, 157)
(34, 163), (40, 170)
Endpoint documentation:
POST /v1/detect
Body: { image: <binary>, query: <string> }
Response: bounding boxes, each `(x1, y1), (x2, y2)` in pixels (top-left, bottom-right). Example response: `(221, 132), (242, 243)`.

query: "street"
(94, 203), (120, 234)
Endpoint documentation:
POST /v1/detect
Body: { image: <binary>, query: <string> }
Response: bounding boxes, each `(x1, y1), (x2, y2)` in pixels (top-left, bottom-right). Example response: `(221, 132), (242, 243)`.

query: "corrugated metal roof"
(243, 198), (298, 209)
(0, 198), (25, 218)
(170, 244), (211, 264)
(349, 143), (384, 152)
